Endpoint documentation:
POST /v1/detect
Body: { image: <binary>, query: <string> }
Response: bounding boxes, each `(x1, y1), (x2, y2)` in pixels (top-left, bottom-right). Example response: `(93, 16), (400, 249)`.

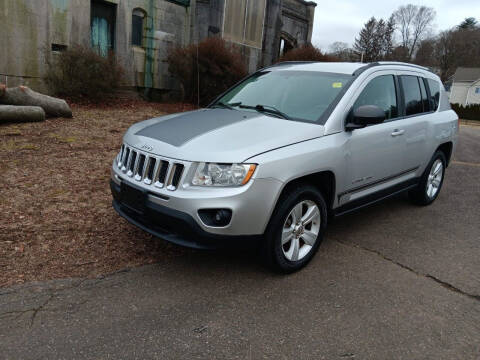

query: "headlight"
(192, 163), (256, 187)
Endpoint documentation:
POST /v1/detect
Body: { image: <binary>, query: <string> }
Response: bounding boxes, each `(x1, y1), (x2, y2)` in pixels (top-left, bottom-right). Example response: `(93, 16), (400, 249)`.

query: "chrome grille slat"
(122, 147), (130, 172)
(145, 157), (158, 185)
(127, 151), (137, 177)
(166, 163), (185, 191)
(155, 160), (170, 188)
(116, 145), (185, 191)
(117, 145), (125, 168)
(135, 154), (146, 181)
(142, 156), (154, 184)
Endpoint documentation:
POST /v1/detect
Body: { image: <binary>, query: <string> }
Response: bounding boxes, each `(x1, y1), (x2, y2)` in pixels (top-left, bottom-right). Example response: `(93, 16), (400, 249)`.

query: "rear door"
(397, 73), (431, 175)
(339, 72), (406, 205)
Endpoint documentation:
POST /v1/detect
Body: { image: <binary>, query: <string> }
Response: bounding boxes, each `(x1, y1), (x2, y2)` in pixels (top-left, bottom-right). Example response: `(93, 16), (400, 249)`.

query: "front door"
(339, 73), (407, 205)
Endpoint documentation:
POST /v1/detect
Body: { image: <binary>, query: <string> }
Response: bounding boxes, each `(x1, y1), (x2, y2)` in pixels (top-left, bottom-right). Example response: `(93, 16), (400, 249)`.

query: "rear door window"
(426, 79), (440, 111)
(419, 78), (430, 112)
(400, 75), (423, 116)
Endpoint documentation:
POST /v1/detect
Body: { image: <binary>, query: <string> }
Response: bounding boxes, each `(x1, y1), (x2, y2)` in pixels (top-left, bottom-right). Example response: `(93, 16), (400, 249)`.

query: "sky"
(310, 0), (480, 51)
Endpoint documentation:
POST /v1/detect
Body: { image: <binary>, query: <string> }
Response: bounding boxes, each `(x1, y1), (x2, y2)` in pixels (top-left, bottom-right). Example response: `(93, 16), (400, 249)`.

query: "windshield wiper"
(239, 104), (291, 120)
(210, 102), (242, 110)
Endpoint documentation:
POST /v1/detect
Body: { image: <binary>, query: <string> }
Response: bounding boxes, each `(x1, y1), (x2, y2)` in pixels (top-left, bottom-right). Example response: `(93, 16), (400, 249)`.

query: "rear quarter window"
(426, 79), (440, 111)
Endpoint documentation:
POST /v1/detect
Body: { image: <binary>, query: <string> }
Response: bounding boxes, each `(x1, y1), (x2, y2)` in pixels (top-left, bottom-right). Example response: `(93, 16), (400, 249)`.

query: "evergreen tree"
(458, 17), (478, 30)
(354, 17), (378, 62)
(382, 15), (396, 59)
(354, 16), (396, 62)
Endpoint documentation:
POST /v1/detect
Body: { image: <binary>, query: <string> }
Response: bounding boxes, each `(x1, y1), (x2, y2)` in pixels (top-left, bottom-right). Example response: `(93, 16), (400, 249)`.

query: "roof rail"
(265, 61), (434, 76)
(377, 61), (430, 70)
(269, 61), (319, 67)
(353, 61), (432, 76)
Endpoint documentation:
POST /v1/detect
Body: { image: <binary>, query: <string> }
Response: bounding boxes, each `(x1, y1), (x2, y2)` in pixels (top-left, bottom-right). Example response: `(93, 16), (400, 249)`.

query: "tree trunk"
(0, 105), (46, 123)
(0, 85), (72, 118)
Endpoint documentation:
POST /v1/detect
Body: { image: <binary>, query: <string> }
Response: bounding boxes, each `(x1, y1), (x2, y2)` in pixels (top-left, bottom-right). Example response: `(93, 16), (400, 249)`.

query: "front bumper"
(111, 183), (258, 249)
(110, 168), (282, 248)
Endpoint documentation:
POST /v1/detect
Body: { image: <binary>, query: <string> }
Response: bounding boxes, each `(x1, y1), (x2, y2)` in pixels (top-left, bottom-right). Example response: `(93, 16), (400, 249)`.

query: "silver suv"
(110, 62), (458, 272)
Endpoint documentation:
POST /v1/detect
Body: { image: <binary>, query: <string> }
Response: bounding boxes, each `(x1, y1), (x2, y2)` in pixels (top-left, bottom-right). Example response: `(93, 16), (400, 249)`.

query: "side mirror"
(346, 105), (385, 131)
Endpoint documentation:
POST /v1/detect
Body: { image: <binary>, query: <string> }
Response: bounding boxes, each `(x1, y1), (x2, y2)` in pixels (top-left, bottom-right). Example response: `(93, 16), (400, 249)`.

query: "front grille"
(116, 145), (186, 191)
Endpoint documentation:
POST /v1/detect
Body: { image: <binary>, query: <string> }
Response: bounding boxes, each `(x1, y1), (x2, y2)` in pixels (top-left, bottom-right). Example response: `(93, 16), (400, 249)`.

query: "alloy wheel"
(281, 200), (321, 261)
(426, 159), (443, 199)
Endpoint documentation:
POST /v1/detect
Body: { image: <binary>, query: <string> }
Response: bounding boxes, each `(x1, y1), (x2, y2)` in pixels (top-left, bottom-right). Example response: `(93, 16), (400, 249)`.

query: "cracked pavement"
(1, 126), (479, 359)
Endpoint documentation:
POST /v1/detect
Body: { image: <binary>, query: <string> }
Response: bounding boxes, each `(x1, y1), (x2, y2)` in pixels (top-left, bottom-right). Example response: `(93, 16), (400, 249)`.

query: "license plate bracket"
(121, 182), (146, 214)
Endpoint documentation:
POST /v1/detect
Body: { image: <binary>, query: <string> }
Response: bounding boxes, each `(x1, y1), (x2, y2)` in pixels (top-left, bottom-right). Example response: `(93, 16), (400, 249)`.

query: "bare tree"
(433, 30), (456, 81)
(329, 42), (349, 54)
(430, 26), (480, 81)
(328, 42), (356, 61)
(413, 38), (435, 66)
(393, 4), (436, 61)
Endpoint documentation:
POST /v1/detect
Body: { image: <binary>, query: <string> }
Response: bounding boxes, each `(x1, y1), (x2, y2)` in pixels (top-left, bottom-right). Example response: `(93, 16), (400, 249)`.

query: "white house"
(450, 67), (480, 105)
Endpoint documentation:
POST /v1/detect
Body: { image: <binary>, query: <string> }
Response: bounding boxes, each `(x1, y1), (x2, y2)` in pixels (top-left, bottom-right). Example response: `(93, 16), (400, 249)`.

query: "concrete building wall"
(192, 0), (315, 72)
(0, 0), (191, 93)
(1, 0), (90, 92)
(281, 0), (315, 46)
(0, 0), (316, 95)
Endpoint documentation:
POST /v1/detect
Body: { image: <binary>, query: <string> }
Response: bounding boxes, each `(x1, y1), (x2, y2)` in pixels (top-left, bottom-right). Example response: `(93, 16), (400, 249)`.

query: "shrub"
(451, 103), (480, 121)
(278, 45), (338, 62)
(45, 45), (124, 100)
(167, 38), (247, 106)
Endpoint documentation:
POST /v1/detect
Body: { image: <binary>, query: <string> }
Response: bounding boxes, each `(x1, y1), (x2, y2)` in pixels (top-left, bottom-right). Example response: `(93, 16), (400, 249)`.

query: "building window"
(475, 87), (480, 94)
(223, 0), (266, 48)
(91, 0), (116, 56)
(132, 9), (146, 46)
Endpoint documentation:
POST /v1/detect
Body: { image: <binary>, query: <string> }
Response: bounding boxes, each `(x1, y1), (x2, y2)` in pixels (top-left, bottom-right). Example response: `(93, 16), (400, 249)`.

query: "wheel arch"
(274, 170), (337, 212)
(436, 142), (453, 166)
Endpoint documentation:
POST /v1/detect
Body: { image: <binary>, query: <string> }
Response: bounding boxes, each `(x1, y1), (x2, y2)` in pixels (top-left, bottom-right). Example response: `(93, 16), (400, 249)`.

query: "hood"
(124, 108), (324, 163)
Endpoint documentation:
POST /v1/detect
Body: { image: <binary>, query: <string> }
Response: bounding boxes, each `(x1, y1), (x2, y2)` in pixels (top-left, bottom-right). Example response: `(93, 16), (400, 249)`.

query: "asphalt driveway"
(1, 125), (479, 359)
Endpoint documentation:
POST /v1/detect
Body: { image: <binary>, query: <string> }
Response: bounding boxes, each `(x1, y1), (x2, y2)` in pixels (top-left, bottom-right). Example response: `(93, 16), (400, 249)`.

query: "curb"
(459, 120), (480, 127)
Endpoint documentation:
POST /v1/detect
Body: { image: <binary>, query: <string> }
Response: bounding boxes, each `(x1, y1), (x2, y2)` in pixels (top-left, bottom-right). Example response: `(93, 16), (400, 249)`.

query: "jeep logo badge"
(141, 144), (153, 152)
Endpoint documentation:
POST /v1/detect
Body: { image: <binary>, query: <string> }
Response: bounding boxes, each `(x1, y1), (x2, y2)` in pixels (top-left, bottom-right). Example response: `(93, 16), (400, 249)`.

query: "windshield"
(214, 70), (353, 123)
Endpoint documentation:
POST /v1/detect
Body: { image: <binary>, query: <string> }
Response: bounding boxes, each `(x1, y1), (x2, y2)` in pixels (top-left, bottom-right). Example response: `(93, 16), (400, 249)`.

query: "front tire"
(263, 185), (328, 273)
(409, 151), (446, 206)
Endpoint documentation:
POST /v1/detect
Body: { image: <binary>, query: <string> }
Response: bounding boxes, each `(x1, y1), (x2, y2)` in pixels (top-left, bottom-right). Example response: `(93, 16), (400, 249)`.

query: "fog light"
(198, 209), (232, 227)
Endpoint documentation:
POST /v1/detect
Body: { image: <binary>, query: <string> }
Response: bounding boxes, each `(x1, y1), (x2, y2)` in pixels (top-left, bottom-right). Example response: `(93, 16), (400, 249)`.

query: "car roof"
(268, 61), (433, 77)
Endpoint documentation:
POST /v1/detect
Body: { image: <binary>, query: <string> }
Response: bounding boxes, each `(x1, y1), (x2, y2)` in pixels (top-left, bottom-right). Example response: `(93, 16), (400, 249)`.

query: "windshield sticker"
(332, 82), (343, 88)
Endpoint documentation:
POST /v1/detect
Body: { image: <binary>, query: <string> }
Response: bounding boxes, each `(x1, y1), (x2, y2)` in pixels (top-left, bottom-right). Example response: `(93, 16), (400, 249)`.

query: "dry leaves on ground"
(0, 101), (196, 287)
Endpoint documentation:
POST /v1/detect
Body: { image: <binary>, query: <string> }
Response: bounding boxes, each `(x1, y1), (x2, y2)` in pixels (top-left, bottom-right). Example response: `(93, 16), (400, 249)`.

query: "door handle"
(391, 129), (405, 137)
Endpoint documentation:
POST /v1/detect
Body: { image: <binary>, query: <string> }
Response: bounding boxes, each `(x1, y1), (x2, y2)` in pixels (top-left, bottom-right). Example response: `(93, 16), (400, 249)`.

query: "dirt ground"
(0, 101), (196, 287)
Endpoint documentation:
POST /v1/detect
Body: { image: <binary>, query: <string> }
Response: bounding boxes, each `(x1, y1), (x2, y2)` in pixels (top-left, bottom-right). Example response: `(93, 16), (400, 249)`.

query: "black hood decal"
(135, 109), (257, 147)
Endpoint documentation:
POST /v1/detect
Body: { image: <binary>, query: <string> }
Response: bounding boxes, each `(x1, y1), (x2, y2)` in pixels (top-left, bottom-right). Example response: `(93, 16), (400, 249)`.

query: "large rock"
(0, 85), (72, 118)
(0, 105), (46, 123)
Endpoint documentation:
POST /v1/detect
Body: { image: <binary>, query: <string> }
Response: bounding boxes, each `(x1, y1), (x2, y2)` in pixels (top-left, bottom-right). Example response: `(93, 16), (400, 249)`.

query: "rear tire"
(409, 151), (446, 206)
(263, 185), (328, 273)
